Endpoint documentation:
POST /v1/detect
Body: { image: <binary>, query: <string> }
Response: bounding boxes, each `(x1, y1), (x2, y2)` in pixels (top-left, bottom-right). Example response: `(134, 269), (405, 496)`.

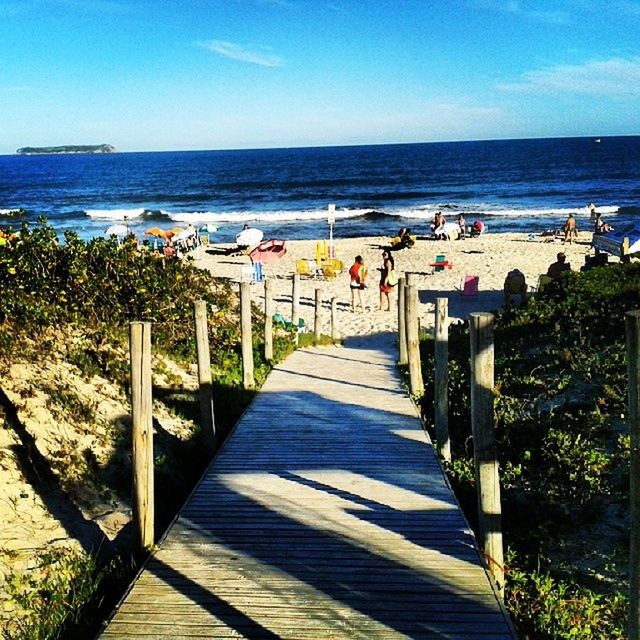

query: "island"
(16, 144), (117, 155)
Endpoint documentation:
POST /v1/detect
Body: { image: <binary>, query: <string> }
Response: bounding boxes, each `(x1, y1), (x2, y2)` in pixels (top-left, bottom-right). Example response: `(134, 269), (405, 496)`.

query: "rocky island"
(16, 144), (117, 155)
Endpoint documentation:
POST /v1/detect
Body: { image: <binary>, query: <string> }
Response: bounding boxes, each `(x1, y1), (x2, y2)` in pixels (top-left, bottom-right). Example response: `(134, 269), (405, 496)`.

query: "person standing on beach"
(588, 202), (597, 222)
(563, 213), (578, 244)
(379, 250), (395, 311)
(457, 214), (467, 238)
(348, 255), (367, 312)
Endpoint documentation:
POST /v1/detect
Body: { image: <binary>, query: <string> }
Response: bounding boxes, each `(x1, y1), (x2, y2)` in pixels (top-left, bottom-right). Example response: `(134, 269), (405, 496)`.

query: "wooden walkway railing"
(98, 333), (517, 639)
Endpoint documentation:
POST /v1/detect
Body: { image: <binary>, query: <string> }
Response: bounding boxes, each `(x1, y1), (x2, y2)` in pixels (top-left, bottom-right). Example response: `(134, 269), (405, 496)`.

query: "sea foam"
(86, 208), (147, 220)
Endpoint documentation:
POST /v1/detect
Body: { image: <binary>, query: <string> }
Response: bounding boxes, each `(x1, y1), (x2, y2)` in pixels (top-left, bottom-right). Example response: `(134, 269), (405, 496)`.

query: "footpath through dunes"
(98, 333), (517, 640)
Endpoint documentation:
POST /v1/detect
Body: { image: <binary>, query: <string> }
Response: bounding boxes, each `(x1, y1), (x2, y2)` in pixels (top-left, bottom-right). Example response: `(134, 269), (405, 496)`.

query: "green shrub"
(419, 263), (640, 638)
(5, 547), (103, 640)
(506, 550), (627, 640)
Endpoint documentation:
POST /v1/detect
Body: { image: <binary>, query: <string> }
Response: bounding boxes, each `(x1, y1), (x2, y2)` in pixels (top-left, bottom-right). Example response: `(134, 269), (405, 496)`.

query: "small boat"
(249, 239), (287, 264)
(594, 138), (602, 143)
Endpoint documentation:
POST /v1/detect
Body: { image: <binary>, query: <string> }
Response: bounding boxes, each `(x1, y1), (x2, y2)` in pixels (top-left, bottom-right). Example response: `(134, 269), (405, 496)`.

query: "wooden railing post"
(129, 321), (154, 551)
(627, 310), (640, 640)
(264, 278), (274, 362)
(240, 282), (255, 389)
(194, 301), (216, 454)
(331, 296), (338, 342)
(405, 284), (423, 396)
(397, 276), (407, 365)
(434, 297), (451, 462)
(469, 312), (504, 596)
(292, 274), (300, 345)
(314, 288), (322, 343)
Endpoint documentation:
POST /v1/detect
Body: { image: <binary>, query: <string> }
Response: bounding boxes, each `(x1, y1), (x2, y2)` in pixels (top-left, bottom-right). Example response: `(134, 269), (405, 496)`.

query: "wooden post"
(331, 296), (338, 341)
(129, 321), (154, 551)
(264, 278), (273, 362)
(291, 274), (300, 325)
(434, 297), (451, 462)
(240, 282), (255, 389)
(194, 301), (216, 453)
(627, 310), (640, 639)
(405, 284), (423, 396)
(398, 277), (408, 365)
(314, 288), (322, 343)
(292, 274), (300, 345)
(469, 312), (504, 595)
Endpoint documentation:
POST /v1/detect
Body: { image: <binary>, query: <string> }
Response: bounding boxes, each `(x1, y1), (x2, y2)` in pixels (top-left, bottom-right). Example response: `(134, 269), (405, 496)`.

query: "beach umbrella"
(105, 224), (129, 237)
(169, 226), (185, 235)
(236, 227), (263, 247)
(144, 227), (165, 237)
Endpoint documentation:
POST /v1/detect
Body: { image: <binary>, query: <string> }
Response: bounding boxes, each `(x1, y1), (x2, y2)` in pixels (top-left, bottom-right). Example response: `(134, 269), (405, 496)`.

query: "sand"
(193, 232), (595, 339)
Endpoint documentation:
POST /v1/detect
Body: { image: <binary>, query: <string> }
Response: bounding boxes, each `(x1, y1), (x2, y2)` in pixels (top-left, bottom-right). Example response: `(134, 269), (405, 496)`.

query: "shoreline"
(193, 231), (595, 339)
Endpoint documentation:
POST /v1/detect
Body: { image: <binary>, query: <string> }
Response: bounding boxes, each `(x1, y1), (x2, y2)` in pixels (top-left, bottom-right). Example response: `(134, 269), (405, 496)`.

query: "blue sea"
(0, 136), (638, 243)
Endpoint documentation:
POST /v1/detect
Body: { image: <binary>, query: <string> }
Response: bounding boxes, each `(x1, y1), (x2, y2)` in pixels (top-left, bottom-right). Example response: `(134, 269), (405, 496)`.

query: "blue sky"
(1, 0), (639, 153)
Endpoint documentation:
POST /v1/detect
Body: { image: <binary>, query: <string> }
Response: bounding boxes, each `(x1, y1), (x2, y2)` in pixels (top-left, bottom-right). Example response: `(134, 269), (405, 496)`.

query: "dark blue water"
(0, 136), (638, 242)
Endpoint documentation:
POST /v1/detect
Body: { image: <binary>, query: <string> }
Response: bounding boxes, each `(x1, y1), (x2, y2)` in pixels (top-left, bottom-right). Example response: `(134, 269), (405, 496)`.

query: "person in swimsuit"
(379, 250), (395, 311)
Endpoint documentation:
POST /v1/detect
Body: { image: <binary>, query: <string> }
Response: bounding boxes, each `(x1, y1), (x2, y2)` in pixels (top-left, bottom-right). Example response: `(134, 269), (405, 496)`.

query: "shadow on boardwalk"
(100, 335), (516, 639)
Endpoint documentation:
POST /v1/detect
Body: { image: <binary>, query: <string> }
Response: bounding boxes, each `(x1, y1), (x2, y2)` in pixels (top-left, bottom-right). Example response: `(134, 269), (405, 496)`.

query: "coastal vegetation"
(1, 216), (635, 639)
(0, 219), (294, 639)
(418, 263), (637, 639)
(15, 144), (116, 155)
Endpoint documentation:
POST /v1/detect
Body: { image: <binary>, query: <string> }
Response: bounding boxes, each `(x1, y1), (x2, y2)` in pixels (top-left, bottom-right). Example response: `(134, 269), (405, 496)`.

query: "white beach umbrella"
(236, 227), (263, 246)
(105, 224), (129, 237)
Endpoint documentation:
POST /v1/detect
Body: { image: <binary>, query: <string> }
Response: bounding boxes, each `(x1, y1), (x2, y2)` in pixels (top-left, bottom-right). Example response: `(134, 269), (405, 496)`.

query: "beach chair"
(273, 313), (306, 333)
(534, 274), (553, 294)
(430, 254), (453, 272)
(296, 259), (312, 278)
(253, 261), (264, 283)
(325, 257), (344, 272)
(322, 265), (337, 279)
(461, 274), (479, 297)
(315, 241), (329, 264)
(503, 269), (528, 305)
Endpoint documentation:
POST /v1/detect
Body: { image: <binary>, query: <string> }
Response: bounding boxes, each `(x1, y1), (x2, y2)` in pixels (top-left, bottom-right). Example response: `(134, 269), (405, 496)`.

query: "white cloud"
(497, 57), (640, 95)
(198, 40), (284, 68)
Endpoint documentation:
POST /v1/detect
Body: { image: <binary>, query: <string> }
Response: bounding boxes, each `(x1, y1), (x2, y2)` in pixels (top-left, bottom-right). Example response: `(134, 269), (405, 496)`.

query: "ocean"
(0, 136), (638, 243)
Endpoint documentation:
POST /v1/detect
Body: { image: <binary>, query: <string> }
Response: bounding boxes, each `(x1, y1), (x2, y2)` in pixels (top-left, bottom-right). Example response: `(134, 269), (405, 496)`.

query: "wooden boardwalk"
(98, 334), (517, 639)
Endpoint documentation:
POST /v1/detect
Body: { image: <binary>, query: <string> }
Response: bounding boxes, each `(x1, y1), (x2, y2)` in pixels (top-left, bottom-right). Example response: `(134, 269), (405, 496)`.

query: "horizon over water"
(0, 135), (638, 243)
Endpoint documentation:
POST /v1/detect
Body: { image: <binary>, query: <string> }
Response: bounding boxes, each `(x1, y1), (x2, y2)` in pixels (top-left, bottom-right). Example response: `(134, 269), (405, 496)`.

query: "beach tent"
(249, 239), (287, 264)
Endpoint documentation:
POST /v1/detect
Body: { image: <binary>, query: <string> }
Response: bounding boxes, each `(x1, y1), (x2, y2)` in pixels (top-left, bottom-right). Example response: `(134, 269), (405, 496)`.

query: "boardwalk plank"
(97, 335), (516, 639)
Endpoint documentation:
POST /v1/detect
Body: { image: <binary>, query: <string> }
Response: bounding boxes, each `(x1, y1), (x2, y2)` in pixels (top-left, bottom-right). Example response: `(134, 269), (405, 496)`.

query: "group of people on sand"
(348, 250), (397, 313)
(430, 212), (484, 240)
(588, 203), (613, 234)
(546, 204), (613, 246)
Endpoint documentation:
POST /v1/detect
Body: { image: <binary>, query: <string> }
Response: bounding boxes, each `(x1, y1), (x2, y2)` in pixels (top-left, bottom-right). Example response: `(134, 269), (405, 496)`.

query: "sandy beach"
(193, 232), (595, 338)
